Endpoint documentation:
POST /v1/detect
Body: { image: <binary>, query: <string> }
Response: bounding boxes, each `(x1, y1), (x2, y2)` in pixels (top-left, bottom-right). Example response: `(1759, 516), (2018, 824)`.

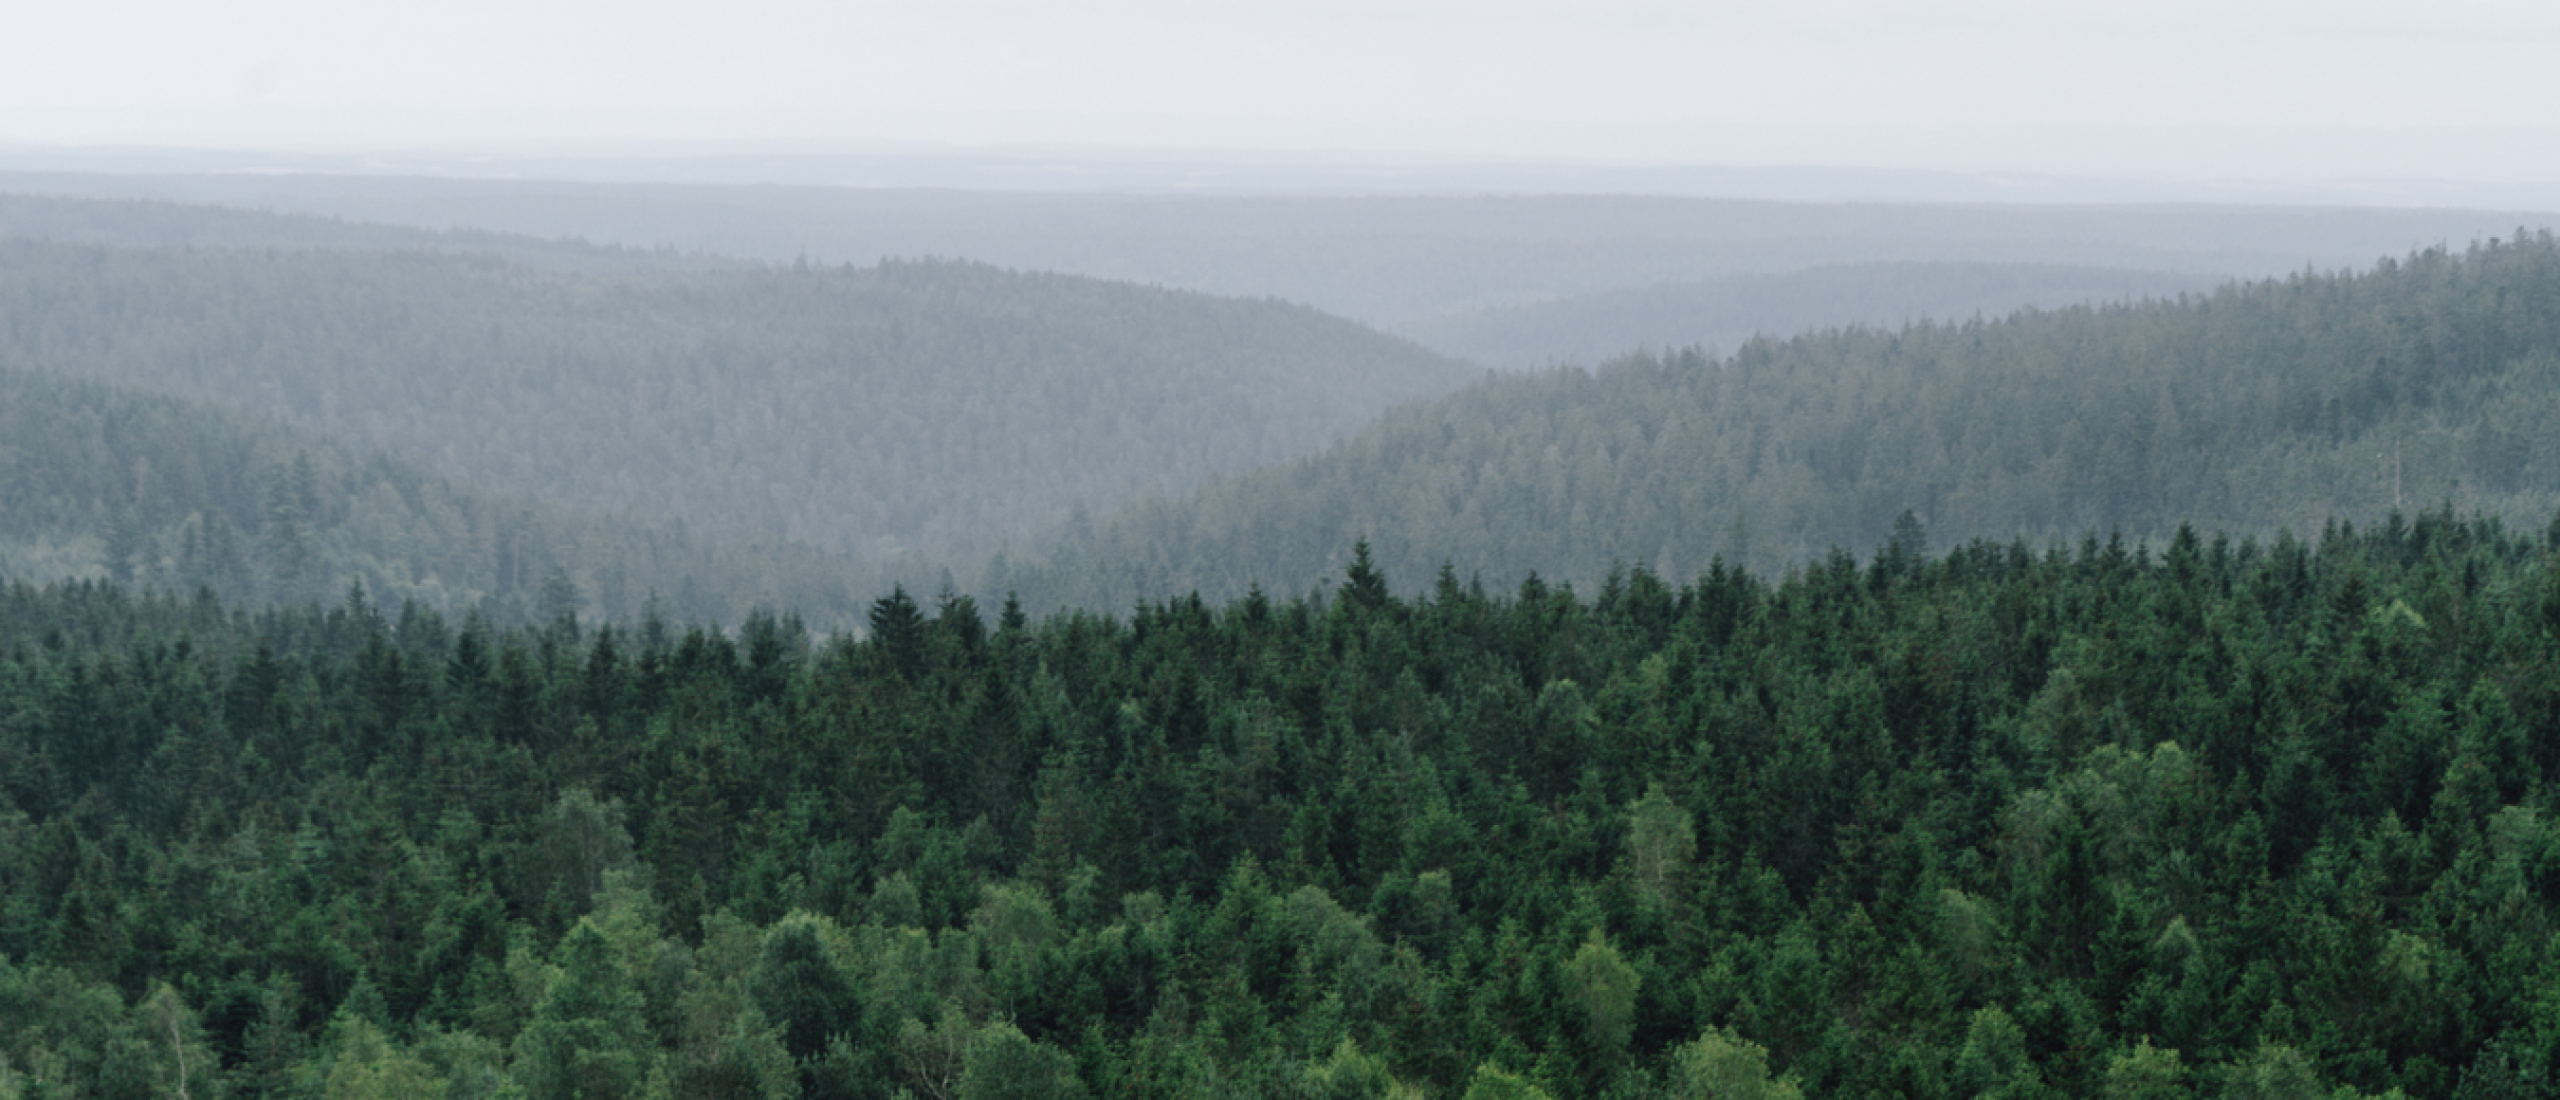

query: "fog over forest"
(3, 184), (2550, 611)
(5, 37), (2560, 1090)
(4, 182), (2558, 618)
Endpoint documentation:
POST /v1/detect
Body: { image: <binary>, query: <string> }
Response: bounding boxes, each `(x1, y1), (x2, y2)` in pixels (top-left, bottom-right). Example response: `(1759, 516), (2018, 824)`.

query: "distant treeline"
(0, 190), (718, 273)
(9, 193), (2554, 633)
(11, 177), (2534, 327)
(0, 235), (1474, 575)
(1007, 234), (2560, 612)
(1398, 261), (2229, 368)
(0, 366), (872, 629)
(2, 511), (2558, 1098)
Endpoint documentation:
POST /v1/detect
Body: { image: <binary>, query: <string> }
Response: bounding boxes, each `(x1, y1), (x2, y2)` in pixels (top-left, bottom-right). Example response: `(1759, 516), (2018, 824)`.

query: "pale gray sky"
(7, 0), (2559, 181)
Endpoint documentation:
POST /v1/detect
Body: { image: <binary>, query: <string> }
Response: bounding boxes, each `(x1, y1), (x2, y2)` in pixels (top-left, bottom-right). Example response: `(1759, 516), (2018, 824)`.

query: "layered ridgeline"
(1013, 234), (2560, 611)
(0, 234), (1478, 572)
(1400, 262), (2230, 368)
(0, 191), (727, 273)
(13, 173), (2539, 329)
(0, 366), (871, 626)
(2, 513), (2558, 1098)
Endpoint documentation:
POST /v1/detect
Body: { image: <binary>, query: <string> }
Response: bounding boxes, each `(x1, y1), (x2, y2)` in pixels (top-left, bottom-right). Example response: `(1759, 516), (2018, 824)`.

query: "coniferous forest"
(4, 514), (2560, 1099)
(3, 181), (2560, 1100)
(0, 365), (876, 629)
(1016, 235), (2560, 612)
(1393, 261), (2228, 369)
(0, 234), (1477, 569)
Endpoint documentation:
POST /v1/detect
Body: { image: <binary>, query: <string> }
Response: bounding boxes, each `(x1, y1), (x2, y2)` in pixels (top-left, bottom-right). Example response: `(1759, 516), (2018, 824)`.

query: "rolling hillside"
(0, 233), (1479, 574)
(1400, 261), (2230, 367)
(9, 172), (2543, 328)
(1012, 234), (2560, 610)
(0, 365), (873, 626)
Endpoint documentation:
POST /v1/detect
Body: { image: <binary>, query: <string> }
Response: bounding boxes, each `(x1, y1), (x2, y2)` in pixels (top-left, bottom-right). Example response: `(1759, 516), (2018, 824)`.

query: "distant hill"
(0, 235), (1479, 575)
(1010, 234), (2560, 610)
(7, 173), (2545, 327)
(1398, 261), (2231, 367)
(0, 190), (723, 273)
(0, 366), (871, 626)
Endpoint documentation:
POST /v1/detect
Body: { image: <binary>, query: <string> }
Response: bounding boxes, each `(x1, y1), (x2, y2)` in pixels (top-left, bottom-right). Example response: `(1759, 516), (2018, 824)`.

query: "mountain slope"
(1012, 234), (2560, 609)
(0, 365), (872, 626)
(1398, 261), (2231, 367)
(0, 238), (1480, 570)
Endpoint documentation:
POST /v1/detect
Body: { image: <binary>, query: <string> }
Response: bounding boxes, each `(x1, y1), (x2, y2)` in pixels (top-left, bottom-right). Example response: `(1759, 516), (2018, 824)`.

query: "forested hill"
(0, 191), (721, 273)
(1399, 262), (2229, 368)
(0, 366), (873, 626)
(2, 513), (2558, 1098)
(1010, 234), (2560, 611)
(14, 172), (2542, 329)
(0, 238), (1480, 570)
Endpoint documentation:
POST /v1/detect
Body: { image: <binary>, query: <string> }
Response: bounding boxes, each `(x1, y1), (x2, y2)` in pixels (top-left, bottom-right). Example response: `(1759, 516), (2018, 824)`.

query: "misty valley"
(1, 182), (2559, 1100)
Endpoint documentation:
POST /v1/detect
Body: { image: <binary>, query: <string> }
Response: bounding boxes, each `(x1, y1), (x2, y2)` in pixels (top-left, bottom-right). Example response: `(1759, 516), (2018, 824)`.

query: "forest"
(1010, 234), (2560, 612)
(6, 172), (2532, 333)
(0, 230), (1475, 572)
(0, 192), (707, 275)
(1, 511), (2558, 1098)
(14, 193), (2558, 624)
(4, 181), (2560, 1099)
(1399, 262), (2226, 369)
(0, 365), (876, 629)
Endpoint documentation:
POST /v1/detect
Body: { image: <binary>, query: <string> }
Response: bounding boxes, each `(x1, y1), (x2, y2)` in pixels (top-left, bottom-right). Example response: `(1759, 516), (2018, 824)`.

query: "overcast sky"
(8, 0), (2559, 182)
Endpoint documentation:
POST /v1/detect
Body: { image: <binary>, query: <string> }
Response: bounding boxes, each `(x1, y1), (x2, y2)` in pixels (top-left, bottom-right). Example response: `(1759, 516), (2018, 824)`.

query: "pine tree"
(514, 920), (658, 1100)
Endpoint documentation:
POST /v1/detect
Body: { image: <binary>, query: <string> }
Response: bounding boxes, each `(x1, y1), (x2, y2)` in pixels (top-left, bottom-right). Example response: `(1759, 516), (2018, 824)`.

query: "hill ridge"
(1005, 232), (2560, 611)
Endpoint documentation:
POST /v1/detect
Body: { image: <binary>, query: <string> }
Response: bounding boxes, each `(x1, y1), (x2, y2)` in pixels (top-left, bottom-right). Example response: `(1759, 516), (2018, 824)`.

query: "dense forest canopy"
(1007, 234), (2560, 612)
(0, 512), (2557, 1098)
(0, 235), (1477, 571)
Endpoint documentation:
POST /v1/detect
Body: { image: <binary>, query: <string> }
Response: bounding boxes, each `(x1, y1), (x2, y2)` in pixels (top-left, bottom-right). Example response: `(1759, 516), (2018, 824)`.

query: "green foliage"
(748, 915), (868, 1064)
(956, 1022), (1087, 1100)
(1458, 1062), (1553, 1100)
(513, 920), (658, 1100)
(325, 1016), (449, 1100)
(668, 984), (798, 1100)
(0, 511), (2554, 1097)
(1667, 1029), (1801, 1100)
(1560, 929), (1640, 1057)
(1955, 1006), (2047, 1100)
(519, 789), (640, 923)
(1297, 1039), (1420, 1100)
(894, 1003), (973, 1100)
(2103, 1038), (2191, 1100)
(1624, 784), (1696, 910)
(2226, 1044), (2336, 1100)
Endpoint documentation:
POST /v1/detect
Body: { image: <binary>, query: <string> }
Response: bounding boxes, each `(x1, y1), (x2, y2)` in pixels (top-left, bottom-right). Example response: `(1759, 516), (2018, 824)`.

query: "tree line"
(1398, 261), (2226, 369)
